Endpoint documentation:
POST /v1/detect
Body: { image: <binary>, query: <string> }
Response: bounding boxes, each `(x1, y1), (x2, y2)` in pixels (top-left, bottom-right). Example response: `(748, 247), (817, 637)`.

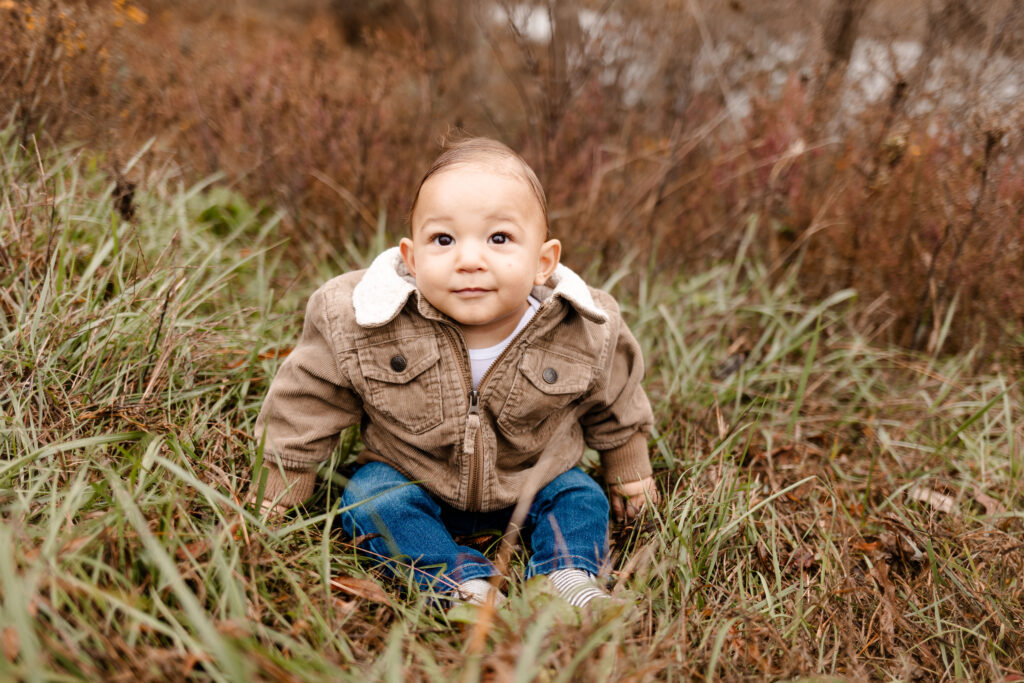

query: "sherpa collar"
(352, 247), (608, 328)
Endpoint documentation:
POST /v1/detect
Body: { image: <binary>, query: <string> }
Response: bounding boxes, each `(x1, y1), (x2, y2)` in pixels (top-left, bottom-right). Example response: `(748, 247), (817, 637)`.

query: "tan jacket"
(255, 248), (654, 512)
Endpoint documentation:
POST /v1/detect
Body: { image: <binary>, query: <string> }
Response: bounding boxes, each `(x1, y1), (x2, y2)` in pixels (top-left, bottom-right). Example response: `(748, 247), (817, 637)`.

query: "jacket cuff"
(260, 466), (318, 508)
(600, 432), (652, 485)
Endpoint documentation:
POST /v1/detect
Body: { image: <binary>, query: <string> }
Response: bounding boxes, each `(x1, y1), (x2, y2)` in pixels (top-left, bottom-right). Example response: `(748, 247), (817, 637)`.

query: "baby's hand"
(609, 476), (659, 522)
(257, 496), (289, 522)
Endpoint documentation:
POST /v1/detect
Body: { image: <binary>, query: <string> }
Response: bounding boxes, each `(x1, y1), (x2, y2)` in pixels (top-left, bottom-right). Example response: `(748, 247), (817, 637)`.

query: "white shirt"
(468, 296), (540, 389)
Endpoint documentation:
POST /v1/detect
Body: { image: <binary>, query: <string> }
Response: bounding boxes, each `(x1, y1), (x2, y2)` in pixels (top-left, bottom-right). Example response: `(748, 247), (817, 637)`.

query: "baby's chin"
(443, 309), (518, 332)
(445, 312), (498, 328)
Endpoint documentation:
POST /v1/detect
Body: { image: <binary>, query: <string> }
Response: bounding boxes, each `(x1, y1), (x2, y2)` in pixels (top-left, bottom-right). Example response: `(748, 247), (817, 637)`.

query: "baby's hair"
(409, 135), (549, 235)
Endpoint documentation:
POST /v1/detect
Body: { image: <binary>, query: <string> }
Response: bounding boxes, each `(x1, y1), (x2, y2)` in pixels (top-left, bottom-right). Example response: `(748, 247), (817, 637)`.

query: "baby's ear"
(399, 237), (417, 276)
(534, 239), (561, 285)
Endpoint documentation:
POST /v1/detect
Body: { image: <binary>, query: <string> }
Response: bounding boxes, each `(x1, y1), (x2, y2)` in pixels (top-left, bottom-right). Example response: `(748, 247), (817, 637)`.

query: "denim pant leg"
(339, 461), (499, 592)
(525, 467), (610, 577)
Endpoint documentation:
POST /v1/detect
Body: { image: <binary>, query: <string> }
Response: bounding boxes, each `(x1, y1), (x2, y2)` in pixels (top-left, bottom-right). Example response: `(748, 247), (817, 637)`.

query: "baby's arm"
(579, 299), (658, 522)
(254, 286), (362, 511)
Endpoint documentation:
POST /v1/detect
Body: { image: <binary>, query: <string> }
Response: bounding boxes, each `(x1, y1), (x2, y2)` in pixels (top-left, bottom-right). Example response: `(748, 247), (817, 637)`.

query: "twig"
(462, 464), (550, 667)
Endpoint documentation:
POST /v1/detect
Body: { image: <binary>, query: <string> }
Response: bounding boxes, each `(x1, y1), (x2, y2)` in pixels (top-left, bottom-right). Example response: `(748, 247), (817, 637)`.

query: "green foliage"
(1, 128), (1022, 680)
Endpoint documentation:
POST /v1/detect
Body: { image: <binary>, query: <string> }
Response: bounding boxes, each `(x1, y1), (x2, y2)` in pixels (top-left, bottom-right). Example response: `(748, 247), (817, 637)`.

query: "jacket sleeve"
(254, 286), (363, 506)
(579, 304), (655, 486)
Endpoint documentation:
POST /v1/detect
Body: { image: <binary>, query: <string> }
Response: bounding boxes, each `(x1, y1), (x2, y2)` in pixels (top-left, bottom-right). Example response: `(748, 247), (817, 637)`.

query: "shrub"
(3, 0), (1023, 354)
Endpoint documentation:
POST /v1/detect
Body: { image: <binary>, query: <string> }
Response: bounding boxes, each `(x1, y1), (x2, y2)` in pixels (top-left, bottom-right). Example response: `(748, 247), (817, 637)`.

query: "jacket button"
(542, 367), (558, 384)
(390, 355), (407, 372)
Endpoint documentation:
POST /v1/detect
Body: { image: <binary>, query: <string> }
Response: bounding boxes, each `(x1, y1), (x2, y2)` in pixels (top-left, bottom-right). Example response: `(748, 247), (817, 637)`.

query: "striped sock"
(548, 568), (610, 608)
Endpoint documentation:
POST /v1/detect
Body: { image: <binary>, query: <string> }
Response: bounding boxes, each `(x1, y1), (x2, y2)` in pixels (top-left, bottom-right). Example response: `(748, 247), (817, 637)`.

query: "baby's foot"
(452, 578), (506, 606)
(547, 568), (610, 608)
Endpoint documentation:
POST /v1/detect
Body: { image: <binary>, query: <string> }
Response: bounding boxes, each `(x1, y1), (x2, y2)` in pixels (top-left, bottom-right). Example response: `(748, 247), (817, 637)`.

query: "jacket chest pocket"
(357, 339), (444, 434)
(497, 347), (591, 436)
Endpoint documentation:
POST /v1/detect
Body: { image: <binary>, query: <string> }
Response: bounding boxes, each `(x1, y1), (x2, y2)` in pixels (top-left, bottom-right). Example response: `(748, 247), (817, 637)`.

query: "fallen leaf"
(973, 487), (1007, 516)
(853, 540), (883, 554)
(711, 336), (749, 380)
(878, 531), (924, 564)
(183, 653), (212, 675)
(909, 485), (955, 514)
(788, 547), (817, 571)
(869, 558), (897, 652)
(216, 620), (250, 638)
(175, 538), (211, 561)
(175, 522), (240, 560)
(711, 352), (746, 380)
(879, 516), (926, 563)
(2, 627), (17, 661)
(329, 575), (391, 604)
(332, 597), (358, 616)
(755, 539), (771, 569)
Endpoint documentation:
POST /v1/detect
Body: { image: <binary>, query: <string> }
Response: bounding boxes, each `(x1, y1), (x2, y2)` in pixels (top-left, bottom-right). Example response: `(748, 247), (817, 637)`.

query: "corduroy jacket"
(255, 247), (654, 512)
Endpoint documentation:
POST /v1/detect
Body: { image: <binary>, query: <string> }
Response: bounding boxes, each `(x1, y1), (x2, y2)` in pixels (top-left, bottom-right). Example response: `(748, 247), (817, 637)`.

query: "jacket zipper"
(440, 305), (546, 511)
(440, 324), (482, 510)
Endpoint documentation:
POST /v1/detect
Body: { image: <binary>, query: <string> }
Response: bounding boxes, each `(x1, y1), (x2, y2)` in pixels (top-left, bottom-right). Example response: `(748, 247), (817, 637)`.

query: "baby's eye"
(489, 232), (511, 245)
(431, 234), (454, 247)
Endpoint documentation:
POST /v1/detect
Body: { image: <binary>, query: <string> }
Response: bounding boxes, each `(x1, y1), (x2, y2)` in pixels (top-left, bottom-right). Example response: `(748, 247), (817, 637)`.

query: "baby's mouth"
(453, 287), (491, 297)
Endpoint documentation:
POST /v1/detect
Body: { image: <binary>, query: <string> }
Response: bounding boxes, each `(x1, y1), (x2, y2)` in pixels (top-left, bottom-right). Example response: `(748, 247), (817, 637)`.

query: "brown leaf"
(853, 540), (883, 554)
(216, 619), (250, 638)
(349, 533), (381, 547)
(332, 597), (359, 616)
(175, 522), (240, 560)
(329, 575), (391, 604)
(183, 653), (212, 675)
(175, 538), (212, 561)
(711, 352), (746, 380)
(869, 558), (896, 652)
(2, 627), (18, 661)
(755, 539), (771, 570)
(879, 517), (925, 563)
(711, 336), (750, 380)
(973, 487), (1007, 516)
(788, 547), (817, 571)
(875, 531), (922, 564)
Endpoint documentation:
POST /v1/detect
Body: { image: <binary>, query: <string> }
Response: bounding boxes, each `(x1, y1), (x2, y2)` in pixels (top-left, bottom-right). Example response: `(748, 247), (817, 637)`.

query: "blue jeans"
(339, 462), (609, 594)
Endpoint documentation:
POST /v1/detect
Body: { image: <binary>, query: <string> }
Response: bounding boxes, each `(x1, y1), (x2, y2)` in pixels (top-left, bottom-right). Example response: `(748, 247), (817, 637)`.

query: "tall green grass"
(1, 129), (1021, 680)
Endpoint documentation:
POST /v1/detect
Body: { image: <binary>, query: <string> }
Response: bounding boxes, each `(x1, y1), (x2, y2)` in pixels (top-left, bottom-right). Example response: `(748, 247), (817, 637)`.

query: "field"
(2, 0), (1023, 680)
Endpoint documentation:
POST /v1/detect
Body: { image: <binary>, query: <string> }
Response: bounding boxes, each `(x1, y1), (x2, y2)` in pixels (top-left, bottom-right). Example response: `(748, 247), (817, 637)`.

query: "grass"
(1, 127), (1023, 681)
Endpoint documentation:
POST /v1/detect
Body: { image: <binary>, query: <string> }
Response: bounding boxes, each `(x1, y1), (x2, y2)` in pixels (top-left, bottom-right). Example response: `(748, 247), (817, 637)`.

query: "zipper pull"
(463, 389), (480, 455)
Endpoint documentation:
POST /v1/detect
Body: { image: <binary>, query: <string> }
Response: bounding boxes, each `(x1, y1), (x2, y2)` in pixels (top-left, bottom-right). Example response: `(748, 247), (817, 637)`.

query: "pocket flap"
(518, 347), (590, 395)
(358, 339), (441, 384)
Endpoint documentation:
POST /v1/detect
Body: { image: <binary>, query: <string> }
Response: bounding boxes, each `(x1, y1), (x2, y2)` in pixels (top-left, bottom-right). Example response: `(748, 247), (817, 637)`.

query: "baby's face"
(400, 162), (560, 349)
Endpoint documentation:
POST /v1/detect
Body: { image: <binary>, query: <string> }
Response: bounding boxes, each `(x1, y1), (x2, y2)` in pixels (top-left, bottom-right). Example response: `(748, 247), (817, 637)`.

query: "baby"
(255, 137), (657, 607)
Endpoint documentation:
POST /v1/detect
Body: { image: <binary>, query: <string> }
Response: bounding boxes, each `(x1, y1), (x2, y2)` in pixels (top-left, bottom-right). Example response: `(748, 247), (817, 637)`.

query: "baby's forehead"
(424, 161), (541, 212)
(443, 157), (533, 185)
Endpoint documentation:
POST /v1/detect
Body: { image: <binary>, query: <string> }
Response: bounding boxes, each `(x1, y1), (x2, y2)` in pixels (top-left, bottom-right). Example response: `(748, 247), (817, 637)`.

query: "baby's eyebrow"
(417, 215), (454, 227)
(484, 213), (521, 224)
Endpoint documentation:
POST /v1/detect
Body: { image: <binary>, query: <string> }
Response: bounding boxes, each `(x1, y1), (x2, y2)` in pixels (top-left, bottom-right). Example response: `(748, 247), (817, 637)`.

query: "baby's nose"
(455, 242), (485, 269)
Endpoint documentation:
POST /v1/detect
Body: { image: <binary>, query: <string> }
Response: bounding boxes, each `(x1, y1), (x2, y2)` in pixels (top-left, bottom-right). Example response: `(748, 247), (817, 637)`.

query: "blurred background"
(3, 0), (1022, 355)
